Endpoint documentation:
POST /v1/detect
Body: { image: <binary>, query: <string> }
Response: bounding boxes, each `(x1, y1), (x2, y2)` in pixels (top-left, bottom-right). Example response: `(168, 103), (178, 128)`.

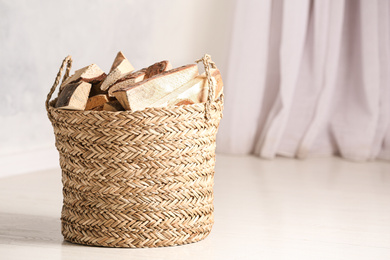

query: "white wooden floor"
(1, 155), (390, 260)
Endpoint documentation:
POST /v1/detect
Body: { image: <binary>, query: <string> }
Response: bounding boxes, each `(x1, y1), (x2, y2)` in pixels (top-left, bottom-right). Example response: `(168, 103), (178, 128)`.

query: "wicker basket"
(45, 54), (223, 248)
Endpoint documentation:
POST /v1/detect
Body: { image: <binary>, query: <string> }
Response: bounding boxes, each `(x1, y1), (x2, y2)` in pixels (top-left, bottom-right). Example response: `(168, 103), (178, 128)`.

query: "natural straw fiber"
(46, 54), (224, 248)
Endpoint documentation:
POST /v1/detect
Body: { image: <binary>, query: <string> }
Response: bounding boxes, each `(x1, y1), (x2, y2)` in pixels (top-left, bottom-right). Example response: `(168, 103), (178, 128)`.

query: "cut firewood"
(195, 69), (223, 102)
(113, 64), (199, 111)
(144, 60), (172, 79)
(100, 51), (135, 91)
(107, 60), (172, 97)
(109, 51), (127, 72)
(91, 105), (104, 111)
(60, 64), (105, 91)
(85, 94), (109, 111)
(89, 82), (107, 97)
(173, 99), (195, 106)
(103, 100), (125, 112)
(107, 69), (146, 97)
(150, 69), (223, 108)
(55, 82), (92, 110)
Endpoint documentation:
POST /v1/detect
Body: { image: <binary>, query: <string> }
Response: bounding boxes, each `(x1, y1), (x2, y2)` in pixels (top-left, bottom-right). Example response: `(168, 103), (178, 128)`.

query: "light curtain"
(217, 0), (390, 161)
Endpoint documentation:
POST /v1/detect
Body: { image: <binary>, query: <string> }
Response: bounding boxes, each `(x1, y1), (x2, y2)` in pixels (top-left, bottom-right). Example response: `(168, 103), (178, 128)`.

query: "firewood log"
(173, 99), (195, 106)
(107, 69), (146, 97)
(103, 100), (125, 111)
(100, 51), (135, 91)
(150, 69), (223, 108)
(60, 64), (105, 91)
(85, 94), (109, 111)
(113, 64), (199, 111)
(55, 82), (92, 110)
(144, 60), (172, 79)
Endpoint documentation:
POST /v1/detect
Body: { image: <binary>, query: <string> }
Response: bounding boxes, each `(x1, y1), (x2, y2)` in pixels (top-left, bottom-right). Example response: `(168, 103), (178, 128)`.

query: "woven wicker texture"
(46, 55), (223, 248)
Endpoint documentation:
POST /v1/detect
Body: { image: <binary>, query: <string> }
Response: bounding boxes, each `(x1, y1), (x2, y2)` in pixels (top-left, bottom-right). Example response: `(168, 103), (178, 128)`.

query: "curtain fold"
(257, 0), (311, 159)
(217, 0), (390, 161)
(217, 0), (272, 154)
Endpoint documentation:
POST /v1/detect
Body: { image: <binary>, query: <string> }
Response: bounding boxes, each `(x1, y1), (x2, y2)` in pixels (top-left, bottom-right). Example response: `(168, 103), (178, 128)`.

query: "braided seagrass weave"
(46, 54), (223, 248)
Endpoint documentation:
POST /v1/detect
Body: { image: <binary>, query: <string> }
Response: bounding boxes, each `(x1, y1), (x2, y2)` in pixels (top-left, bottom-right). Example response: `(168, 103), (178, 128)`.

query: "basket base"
(61, 222), (213, 248)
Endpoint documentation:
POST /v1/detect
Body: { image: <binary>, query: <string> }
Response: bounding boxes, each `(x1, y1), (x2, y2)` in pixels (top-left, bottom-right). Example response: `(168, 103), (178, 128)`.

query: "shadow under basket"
(45, 55), (224, 248)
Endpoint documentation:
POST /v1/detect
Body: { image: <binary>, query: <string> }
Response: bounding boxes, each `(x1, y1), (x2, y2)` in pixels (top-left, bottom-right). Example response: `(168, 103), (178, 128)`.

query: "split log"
(113, 64), (199, 111)
(107, 60), (172, 97)
(91, 105), (104, 111)
(85, 94), (109, 111)
(144, 60), (172, 79)
(103, 100), (125, 112)
(107, 69), (146, 97)
(55, 82), (92, 110)
(173, 99), (195, 106)
(150, 69), (223, 108)
(60, 64), (105, 91)
(89, 82), (106, 97)
(194, 69), (223, 102)
(100, 51), (135, 91)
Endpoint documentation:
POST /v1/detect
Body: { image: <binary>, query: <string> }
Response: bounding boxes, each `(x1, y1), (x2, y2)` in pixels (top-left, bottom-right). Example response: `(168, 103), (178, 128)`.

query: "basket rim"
(48, 97), (223, 115)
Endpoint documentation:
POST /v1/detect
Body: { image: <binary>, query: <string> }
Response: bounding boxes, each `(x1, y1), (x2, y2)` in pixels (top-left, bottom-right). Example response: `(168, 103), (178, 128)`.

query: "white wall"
(0, 0), (235, 176)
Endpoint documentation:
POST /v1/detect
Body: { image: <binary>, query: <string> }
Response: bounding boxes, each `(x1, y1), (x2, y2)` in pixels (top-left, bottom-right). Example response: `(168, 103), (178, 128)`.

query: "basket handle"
(196, 54), (217, 120)
(45, 55), (73, 111)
